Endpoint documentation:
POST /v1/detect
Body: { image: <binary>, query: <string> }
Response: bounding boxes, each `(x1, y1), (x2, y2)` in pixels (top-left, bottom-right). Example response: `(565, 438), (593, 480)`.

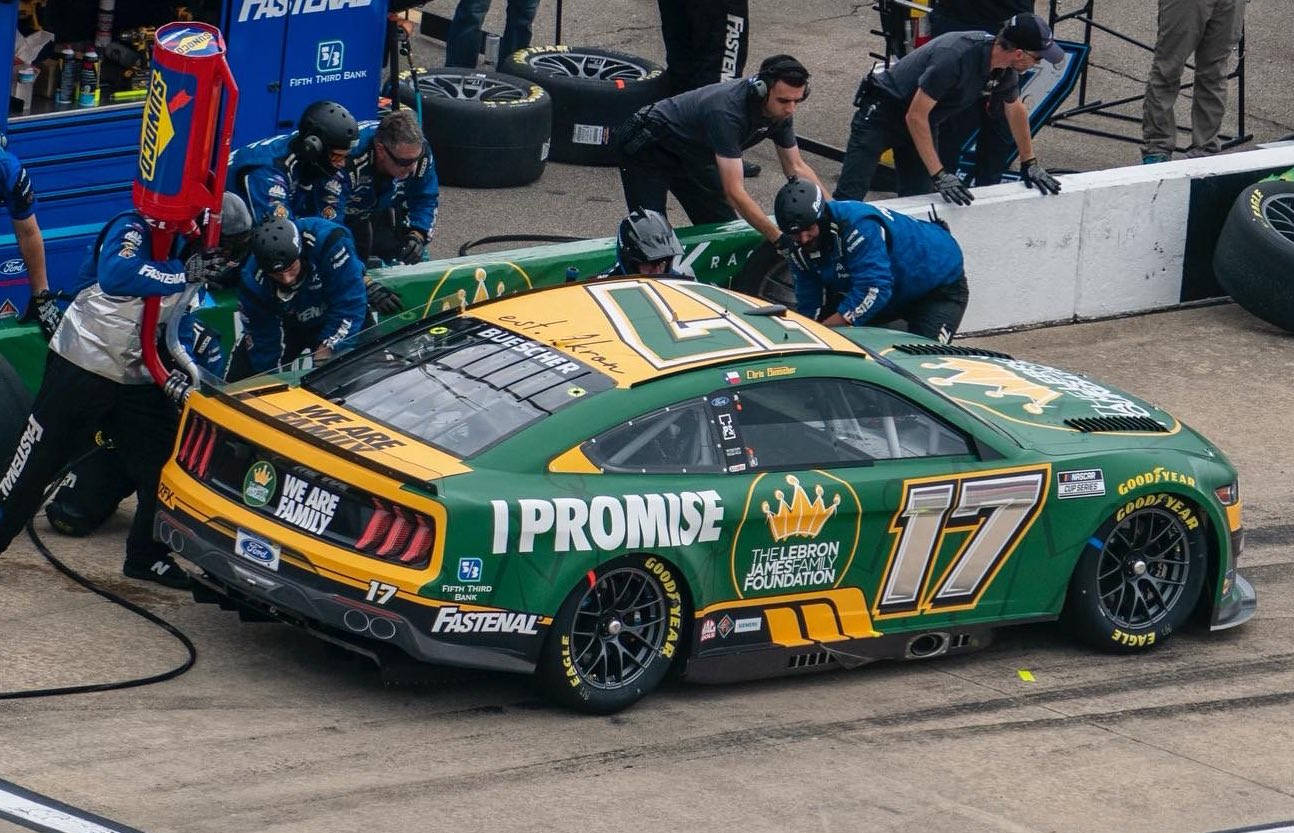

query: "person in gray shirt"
(835, 13), (1064, 205)
(615, 54), (827, 254)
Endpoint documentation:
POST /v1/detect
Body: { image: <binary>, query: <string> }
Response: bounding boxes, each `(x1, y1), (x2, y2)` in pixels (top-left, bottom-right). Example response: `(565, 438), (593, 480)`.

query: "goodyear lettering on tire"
(644, 556), (682, 660)
(1114, 492), (1200, 530)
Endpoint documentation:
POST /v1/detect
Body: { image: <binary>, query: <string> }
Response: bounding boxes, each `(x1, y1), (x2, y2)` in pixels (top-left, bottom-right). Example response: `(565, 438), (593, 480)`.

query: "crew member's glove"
(1019, 158), (1061, 195)
(21, 289), (63, 341)
(931, 169), (974, 206)
(365, 278), (404, 315)
(397, 229), (427, 265)
(185, 248), (230, 285)
(773, 232), (798, 262)
(163, 369), (192, 407)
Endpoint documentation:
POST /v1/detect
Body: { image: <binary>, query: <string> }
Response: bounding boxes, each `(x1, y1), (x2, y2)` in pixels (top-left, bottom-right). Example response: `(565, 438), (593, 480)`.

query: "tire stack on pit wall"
(398, 69), (552, 188)
(500, 46), (668, 166)
(1213, 179), (1294, 332)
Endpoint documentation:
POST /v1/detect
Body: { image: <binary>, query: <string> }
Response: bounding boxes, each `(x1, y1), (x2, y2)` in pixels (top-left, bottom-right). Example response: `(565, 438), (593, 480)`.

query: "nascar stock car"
(155, 278), (1255, 713)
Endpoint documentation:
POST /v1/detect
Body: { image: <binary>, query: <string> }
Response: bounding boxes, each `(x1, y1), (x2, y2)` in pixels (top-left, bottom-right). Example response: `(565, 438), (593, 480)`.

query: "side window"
(735, 378), (971, 468)
(583, 399), (724, 473)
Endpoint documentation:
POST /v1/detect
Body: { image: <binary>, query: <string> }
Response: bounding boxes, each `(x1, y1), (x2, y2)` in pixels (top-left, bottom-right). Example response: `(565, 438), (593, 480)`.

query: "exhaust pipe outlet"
(906, 632), (950, 659)
(343, 609), (370, 634)
(367, 616), (397, 640)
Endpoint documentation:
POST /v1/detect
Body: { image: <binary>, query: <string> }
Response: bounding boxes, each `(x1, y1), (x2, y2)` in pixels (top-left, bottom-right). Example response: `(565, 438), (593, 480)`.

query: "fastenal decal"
(490, 490), (724, 555)
(272, 473), (339, 534)
(241, 461), (276, 507)
(237, 0), (372, 23)
(1057, 468), (1105, 499)
(431, 606), (539, 635)
(730, 472), (862, 597)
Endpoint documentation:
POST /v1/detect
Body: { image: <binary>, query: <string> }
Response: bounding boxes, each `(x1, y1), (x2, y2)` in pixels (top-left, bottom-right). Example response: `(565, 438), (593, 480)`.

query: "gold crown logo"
(762, 475), (840, 541)
(251, 464), (273, 487)
(922, 358), (1060, 415)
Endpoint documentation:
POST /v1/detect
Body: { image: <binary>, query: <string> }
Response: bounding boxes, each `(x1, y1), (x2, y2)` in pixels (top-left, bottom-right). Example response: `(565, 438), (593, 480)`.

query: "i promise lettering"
(492, 491), (724, 554)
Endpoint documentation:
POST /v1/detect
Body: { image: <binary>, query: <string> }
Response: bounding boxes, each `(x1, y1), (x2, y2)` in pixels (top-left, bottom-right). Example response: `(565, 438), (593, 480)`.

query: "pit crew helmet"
(293, 100), (359, 181)
(774, 176), (826, 234)
(250, 215), (302, 275)
(616, 209), (683, 272)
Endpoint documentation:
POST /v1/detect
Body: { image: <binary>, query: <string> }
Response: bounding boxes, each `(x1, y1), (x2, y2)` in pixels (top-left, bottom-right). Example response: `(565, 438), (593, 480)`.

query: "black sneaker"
(123, 555), (192, 590)
(743, 159), (761, 178)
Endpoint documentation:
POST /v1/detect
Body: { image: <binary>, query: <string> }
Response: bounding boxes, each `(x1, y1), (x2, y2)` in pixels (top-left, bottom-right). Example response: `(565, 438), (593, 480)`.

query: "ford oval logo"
(240, 539), (274, 563)
(710, 396), (731, 407)
(0, 259), (25, 275)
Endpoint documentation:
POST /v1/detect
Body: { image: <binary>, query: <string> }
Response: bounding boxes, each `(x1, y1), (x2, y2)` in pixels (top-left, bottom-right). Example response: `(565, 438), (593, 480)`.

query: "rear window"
(303, 318), (613, 456)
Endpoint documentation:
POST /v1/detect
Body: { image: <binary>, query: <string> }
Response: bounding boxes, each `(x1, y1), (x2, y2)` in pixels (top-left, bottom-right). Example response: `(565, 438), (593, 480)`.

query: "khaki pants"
(1142, 0), (1242, 156)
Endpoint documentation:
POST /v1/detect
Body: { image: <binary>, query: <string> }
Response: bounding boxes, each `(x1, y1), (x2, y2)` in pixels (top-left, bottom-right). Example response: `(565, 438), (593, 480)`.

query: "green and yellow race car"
(156, 278), (1255, 712)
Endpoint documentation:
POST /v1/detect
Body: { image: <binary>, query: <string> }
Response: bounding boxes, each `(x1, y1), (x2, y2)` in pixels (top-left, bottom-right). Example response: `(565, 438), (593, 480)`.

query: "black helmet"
(774, 176), (825, 233)
(294, 100), (358, 179)
(250, 215), (302, 274)
(617, 209), (683, 271)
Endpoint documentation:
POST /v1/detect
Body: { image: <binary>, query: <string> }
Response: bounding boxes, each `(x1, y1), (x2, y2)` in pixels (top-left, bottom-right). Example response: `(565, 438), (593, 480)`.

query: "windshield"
(294, 316), (614, 457)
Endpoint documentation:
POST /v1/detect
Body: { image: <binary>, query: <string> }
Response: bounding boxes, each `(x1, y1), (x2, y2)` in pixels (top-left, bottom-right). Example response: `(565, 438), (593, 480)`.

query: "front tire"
(538, 555), (685, 714)
(1063, 495), (1207, 652)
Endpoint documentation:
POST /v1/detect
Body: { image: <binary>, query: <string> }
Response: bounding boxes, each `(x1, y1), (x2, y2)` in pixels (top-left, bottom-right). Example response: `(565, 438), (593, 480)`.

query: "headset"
(748, 54), (811, 102)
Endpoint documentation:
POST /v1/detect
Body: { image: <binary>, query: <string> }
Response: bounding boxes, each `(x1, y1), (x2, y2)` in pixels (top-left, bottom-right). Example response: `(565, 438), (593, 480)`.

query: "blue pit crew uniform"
(344, 121), (439, 264)
(0, 212), (208, 579)
(228, 133), (347, 223)
(228, 218), (367, 379)
(790, 200), (968, 340)
(0, 144), (36, 223)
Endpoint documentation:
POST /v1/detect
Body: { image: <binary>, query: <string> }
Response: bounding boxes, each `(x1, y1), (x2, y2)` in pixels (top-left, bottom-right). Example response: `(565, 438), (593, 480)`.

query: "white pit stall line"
(0, 779), (143, 833)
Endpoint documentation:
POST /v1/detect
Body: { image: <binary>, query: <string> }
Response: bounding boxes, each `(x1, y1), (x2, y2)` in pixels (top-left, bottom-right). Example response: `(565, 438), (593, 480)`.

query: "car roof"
(468, 277), (868, 388)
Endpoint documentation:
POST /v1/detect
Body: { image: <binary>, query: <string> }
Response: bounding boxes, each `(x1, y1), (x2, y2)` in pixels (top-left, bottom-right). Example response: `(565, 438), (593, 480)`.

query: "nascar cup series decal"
(242, 461), (277, 507)
(729, 472), (862, 598)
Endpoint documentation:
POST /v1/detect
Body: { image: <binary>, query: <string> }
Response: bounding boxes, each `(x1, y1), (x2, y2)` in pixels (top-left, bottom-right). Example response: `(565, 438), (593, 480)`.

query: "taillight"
(356, 498), (434, 568)
(177, 414), (219, 480)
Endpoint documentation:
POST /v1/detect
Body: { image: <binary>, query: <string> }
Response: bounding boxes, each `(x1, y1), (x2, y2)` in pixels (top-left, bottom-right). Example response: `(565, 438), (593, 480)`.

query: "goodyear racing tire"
(398, 68), (551, 188)
(0, 355), (34, 456)
(1213, 180), (1294, 332)
(730, 241), (797, 307)
(537, 554), (685, 714)
(500, 46), (668, 166)
(1062, 494), (1207, 653)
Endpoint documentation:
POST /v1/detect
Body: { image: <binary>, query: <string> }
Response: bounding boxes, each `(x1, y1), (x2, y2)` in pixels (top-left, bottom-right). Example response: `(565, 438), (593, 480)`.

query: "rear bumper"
(154, 508), (541, 675)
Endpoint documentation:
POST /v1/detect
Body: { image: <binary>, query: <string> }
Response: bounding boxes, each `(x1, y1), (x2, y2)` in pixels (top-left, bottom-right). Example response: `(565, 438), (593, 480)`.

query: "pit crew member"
(228, 100), (359, 224)
(774, 177), (968, 341)
(0, 139), (56, 339)
(600, 208), (690, 278)
(0, 199), (239, 589)
(835, 13), (1064, 204)
(344, 109), (438, 268)
(226, 215), (367, 380)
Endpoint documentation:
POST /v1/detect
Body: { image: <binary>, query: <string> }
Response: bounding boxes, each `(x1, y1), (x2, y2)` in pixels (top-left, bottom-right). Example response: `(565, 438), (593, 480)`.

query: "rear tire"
(1213, 180), (1294, 332)
(501, 46), (667, 166)
(1062, 495), (1207, 652)
(730, 241), (796, 306)
(537, 554), (685, 714)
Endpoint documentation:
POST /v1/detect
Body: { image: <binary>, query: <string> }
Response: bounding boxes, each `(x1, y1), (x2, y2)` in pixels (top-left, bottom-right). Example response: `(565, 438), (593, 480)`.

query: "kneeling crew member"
(835, 13), (1064, 204)
(227, 215), (367, 379)
(774, 178), (968, 341)
(602, 209), (690, 278)
(344, 109), (439, 268)
(0, 201), (234, 588)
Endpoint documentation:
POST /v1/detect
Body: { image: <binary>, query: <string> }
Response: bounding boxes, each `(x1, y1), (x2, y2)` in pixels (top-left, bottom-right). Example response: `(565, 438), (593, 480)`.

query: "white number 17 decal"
(875, 468), (1048, 617)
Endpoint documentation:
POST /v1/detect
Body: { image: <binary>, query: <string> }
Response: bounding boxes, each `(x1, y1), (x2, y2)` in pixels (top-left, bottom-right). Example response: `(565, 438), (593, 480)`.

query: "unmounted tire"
(730, 241), (797, 306)
(0, 355), (34, 456)
(399, 68), (551, 188)
(537, 554), (685, 714)
(501, 45), (668, 166)
(1062, 494), (1207, 652)
(1213, 180), (1294, 332)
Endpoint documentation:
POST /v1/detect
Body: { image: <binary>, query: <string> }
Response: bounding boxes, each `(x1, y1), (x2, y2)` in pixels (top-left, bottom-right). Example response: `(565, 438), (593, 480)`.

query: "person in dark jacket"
(226, 215), (367, 379)
(774, 178), (968, 341)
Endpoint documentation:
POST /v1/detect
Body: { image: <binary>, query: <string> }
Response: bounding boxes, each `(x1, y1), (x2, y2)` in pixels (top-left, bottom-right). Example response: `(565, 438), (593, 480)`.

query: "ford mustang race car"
(155, 278), (1255, 713)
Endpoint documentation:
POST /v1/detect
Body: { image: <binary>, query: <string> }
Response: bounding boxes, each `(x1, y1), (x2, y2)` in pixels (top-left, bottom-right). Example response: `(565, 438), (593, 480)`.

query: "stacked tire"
(399, 68), (552, 188)
(1213, 178), (1294, 332)
(501, 46), (668, 166)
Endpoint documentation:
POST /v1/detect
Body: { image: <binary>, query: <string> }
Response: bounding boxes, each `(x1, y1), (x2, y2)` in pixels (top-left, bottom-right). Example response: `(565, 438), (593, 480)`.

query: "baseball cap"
(1001, 13), (1064, 66)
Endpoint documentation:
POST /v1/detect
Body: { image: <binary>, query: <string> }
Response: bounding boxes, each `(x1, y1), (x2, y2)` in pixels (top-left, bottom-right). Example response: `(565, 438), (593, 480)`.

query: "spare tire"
(730, 241), (797, 307)
(399, 68), (552, 188)
(0, 355), (34, 459)
(500, 46), (668, 166)
(1213, 180), (1294, 332)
